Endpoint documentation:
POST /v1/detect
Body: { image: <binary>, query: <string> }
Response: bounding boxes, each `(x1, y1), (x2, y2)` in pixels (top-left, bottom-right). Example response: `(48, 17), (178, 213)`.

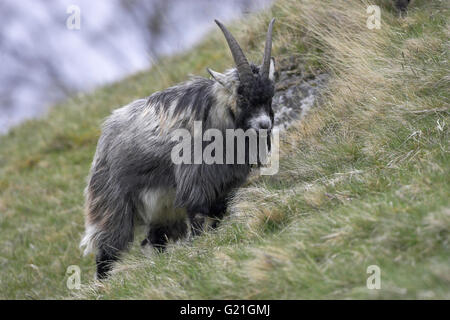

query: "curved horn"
(215, 19), (254, 85)
(260, 18), (275, 79)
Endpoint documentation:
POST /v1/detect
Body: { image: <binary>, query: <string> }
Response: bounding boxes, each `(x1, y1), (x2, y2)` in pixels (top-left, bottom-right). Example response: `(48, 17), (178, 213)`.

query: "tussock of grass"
(0, 0), (448, 299)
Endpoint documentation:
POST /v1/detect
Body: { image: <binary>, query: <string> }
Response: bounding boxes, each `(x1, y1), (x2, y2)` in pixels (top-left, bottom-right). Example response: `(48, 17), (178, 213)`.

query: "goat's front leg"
(175, 163), (240, 238)
(141, 220), (188, 252)
(186, 194), (230, 237)
(208, 195), (229, 229)
(186, 206), (211, 237)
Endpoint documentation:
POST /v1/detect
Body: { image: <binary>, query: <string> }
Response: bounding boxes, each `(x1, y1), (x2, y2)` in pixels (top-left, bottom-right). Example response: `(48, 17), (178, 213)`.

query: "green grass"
(0, 0), (448, 299)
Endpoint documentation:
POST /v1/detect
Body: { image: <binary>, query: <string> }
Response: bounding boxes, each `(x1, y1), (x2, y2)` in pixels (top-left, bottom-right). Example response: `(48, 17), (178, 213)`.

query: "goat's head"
(208, 19), (276, 131)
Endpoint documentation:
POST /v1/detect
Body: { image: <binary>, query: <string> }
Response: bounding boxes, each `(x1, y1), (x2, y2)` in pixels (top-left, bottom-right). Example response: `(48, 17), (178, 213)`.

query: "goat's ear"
(207, 68), (228, 87)
(269, 57), (275, 81)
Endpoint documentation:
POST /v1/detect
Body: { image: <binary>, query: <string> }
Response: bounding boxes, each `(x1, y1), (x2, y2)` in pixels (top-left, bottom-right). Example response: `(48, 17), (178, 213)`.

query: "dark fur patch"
(147, 87), (178, 114)
(395, 0), (410, 12)
(142, 220), (188, 252)
(174, 78), (216, 122)
(96, 248), (118, 280)
(238, 77), (274, 106)
(235, 75), (275, 131)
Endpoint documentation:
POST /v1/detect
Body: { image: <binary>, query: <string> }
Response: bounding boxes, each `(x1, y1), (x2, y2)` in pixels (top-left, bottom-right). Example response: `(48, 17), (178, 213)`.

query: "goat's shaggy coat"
(81, 19), (276, 279)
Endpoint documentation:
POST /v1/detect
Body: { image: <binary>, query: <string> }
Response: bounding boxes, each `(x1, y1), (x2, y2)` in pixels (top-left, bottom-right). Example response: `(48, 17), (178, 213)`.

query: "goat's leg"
(96, 229), (134, 280)
(175, 162), (246, 238)
(186, 194), (230, 237)
(185, 201), (213, 237)
(207, 194), (230, 229)
(96, 246), (120, 280)
(188, 195), (232, 236)
(141, 219), (188, 252)
(94, 200), (135, 280)
(187, 211), (208, 237)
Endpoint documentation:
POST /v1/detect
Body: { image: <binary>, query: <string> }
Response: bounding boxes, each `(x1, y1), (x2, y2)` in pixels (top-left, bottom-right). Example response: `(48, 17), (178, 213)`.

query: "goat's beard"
(221, 128), (272, 167)
(251, 130), (272, 168)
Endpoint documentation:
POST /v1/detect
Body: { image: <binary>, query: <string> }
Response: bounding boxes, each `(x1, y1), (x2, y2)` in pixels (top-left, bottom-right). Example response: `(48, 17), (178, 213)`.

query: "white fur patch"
(249, 110), (272, 130)
(80, 223), (102, 256)
(138, 188), (186, 225)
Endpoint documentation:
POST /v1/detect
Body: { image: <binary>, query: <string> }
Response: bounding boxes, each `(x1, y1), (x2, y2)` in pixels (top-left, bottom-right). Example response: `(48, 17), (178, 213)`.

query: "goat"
(80, 19), (276, 279)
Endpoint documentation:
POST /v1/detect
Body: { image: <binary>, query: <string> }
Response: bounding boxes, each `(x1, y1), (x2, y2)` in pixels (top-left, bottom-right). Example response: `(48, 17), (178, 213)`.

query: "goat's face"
(235, 61), (275, 131)
(209, 19), (276, 131)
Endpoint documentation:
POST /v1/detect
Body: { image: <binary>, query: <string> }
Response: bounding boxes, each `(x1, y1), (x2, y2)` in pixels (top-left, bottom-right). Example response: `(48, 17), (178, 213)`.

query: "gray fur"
(80, 20), (276, 279)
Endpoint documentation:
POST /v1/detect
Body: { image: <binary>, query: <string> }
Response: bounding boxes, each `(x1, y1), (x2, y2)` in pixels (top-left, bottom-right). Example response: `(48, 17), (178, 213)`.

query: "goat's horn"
(260, 18), (275, 79)
(215, 19), (254, 85)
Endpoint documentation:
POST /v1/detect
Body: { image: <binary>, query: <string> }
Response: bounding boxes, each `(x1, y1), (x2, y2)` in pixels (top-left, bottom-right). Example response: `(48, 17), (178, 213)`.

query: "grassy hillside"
(0, 0), (448, 299)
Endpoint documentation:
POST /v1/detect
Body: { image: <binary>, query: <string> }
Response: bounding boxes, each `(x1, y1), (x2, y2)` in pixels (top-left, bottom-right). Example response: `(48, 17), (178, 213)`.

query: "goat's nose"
(257, 119), (272, 130)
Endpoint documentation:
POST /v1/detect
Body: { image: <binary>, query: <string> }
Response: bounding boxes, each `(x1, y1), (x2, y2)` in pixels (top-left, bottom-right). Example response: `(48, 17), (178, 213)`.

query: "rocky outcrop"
(272, 57), (328, 131)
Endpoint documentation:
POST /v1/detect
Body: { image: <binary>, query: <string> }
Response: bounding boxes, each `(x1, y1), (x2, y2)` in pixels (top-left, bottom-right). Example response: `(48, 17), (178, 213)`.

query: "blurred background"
(0, 0), (273, 134)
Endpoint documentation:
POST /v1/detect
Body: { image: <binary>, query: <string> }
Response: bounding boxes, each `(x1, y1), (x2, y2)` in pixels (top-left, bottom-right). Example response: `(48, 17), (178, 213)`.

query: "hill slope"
(0, 0), (448, 299)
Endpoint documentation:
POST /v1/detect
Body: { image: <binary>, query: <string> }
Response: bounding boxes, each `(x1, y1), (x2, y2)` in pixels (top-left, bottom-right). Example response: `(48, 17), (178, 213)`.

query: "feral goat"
(81, 19), (276, 279)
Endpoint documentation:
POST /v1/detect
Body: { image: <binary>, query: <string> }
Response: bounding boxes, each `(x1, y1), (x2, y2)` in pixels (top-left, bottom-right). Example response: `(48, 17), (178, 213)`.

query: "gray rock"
(272, 57), (328, 131)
